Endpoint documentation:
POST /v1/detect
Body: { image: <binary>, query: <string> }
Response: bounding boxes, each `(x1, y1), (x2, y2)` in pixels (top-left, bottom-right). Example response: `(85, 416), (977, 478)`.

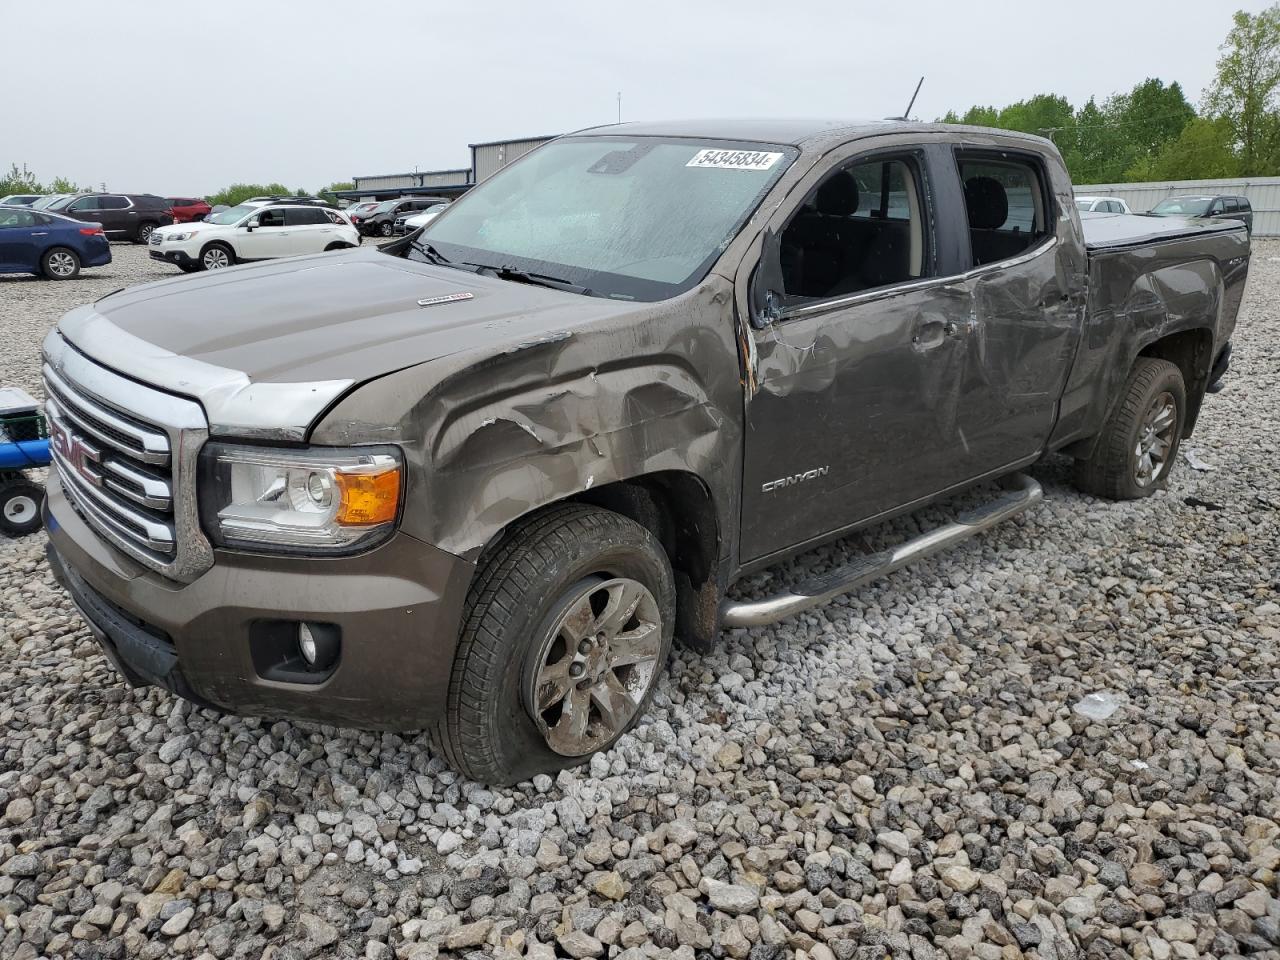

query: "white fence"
(1074, 177), (1280, 236)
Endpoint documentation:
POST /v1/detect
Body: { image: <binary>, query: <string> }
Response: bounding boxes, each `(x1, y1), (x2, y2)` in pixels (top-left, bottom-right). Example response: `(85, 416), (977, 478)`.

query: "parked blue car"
(0, 204), (111, 279)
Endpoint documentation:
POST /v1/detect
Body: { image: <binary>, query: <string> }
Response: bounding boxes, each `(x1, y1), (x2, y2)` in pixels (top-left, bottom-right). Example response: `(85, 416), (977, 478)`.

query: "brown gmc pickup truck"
(42, 120), (1249, 783)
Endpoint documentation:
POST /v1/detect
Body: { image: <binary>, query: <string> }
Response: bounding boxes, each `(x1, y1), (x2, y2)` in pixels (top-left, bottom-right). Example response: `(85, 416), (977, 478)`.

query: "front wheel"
(0, 479), (44, 537)
(199, 243), (234, 270)
(1074, 357), (1186, 500)
(379, 222), (393, 237)
(429, 504), (675, 784)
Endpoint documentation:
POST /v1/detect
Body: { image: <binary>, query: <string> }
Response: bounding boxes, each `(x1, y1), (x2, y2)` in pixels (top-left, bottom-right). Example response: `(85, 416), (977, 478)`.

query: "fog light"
(299, 623), (318, 664)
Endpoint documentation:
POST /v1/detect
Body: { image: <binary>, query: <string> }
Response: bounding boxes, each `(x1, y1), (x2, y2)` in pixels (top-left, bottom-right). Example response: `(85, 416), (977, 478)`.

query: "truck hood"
(52, 247), (636, 440)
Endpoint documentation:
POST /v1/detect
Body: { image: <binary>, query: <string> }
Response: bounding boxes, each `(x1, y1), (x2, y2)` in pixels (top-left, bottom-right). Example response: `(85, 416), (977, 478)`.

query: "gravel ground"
(1, 244), (1278, 960)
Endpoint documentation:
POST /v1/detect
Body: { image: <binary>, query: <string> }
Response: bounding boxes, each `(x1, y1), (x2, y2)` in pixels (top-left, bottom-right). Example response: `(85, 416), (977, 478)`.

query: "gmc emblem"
(50, 420), (103, 487)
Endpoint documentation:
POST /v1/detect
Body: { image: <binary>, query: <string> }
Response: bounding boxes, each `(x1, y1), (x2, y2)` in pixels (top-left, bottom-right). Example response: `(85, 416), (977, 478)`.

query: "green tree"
(205, 182), (299, 207)
(1205, 5), (1280, 174)
(1127, 117), (1241, 180)
(1, 165), (85, 196)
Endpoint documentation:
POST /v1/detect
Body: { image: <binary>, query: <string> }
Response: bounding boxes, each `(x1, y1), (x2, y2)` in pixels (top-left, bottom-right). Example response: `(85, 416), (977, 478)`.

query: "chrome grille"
(42, 340), (213, 583)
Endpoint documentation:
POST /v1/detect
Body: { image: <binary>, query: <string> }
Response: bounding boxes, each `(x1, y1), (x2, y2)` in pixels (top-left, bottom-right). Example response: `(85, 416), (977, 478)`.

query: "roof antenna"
(889, 76), (925, 121)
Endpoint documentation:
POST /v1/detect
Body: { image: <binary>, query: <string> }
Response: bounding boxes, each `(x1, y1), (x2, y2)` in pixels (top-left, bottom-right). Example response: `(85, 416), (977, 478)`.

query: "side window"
(285, 207), (327, 226)
(956, 153), (1051, 267)
(1209, 199), (1225, 215)
(323, 209), (346, 224)
(1223, 198), (1239, 213)
(0, 208), (35, 228)
(99, 196), (129, 210)
(257, 209), (286, 228)
(68, 196), (98, 211)
(1238, 198), (1252, 211)
(777, 154), (930, 301)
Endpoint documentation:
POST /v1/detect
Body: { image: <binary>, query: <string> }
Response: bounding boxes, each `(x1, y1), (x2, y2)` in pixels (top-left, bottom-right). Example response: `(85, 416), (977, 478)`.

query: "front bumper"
(149, 248), (199, 268)
(44, 472), (475, 729)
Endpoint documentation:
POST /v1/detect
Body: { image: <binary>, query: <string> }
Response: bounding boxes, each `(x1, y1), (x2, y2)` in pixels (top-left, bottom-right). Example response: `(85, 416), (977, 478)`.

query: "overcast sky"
(3, 0), (1266, 196)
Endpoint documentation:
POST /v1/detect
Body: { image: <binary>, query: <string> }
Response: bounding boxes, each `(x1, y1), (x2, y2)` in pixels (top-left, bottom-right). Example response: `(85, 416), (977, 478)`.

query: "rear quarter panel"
(1050, 227), (1250, 451)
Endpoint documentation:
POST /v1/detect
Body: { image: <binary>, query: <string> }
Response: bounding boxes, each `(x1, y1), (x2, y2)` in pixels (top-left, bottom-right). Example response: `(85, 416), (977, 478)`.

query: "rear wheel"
(429, 504), (675, 784)
(134, 221), (158, 244)
(0, 479), (44, 537)
(41, 247), (80, 280)
(1073, 357), (1186, 500)
(199, 243), (234, 270)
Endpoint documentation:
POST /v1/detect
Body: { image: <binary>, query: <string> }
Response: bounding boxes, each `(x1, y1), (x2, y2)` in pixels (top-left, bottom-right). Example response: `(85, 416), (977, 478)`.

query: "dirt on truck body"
(42, 119), (1249, 782)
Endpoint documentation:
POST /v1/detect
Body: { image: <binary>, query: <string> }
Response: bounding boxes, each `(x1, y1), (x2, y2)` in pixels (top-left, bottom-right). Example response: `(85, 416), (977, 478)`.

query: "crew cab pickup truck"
(41, 120), (1249, 783)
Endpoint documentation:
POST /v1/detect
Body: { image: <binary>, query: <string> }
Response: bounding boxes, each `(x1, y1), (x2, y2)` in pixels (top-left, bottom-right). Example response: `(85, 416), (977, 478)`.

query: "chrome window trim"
(775, 236), (1058, 323)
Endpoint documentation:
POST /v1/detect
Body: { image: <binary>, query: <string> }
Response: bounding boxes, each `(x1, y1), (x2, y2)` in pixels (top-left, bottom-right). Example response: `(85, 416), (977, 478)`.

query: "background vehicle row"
(148, 197), (359, 271)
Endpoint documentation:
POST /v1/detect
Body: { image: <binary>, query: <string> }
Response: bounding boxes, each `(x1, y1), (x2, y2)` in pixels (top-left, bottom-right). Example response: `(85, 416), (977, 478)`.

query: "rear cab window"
(956, 152), (1053, 267)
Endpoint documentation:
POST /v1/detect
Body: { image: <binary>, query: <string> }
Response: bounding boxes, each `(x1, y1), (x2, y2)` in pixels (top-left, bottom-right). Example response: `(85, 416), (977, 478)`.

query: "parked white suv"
(1075, 196), (1131, 214)
(148, 199), (359, 272)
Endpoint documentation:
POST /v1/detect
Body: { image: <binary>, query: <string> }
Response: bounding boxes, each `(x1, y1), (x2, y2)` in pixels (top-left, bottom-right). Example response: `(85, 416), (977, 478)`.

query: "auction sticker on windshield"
(686, 149), (784, 171)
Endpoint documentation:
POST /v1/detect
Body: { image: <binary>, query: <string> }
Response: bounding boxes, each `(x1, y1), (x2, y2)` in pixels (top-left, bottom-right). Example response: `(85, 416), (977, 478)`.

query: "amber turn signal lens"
(335, 468), (401, 525)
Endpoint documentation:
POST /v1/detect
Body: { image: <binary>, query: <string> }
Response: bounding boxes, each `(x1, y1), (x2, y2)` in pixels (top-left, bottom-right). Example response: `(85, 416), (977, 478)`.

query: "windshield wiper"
(474, 263), (591, 296)
(410, 239), (454, 266)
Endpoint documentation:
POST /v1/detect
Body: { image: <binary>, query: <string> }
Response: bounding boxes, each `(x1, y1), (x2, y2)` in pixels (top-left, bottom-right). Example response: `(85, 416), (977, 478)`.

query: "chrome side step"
(720, 473), (1043, 629)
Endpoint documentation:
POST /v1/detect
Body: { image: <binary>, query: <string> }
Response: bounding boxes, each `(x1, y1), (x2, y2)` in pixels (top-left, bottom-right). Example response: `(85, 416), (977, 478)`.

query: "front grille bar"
(51, 444), (176, 555)
(43, 365), (170, 465)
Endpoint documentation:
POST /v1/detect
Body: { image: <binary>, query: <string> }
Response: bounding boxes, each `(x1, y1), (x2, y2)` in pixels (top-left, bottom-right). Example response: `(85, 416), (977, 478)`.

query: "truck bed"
(1080, 211), (1246, 251)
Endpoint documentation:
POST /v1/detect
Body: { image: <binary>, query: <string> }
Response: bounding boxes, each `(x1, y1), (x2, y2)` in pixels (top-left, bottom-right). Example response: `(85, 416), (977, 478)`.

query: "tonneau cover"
(1081, 211), (1246, 251)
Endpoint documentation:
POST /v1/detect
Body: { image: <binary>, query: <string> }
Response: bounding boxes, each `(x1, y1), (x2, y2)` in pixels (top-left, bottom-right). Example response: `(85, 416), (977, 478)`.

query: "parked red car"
(168, 197), (212, 224)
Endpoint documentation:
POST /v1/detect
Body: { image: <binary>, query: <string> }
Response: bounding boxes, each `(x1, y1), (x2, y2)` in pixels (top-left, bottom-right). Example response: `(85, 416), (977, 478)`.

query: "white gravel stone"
(2, 243), (1279, 956)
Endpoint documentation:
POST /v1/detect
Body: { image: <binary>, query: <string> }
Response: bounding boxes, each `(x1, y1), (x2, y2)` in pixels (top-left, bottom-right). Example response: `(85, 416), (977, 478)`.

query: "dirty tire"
(1073, 357), (1186, 500)
(0, 479), (44, 537)
(428, 504), (675, 785)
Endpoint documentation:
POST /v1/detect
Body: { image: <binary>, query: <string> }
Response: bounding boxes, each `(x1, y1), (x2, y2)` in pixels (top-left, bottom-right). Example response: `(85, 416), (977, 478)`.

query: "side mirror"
(244, 218), (258, 231)
(750, 229), (785, 329)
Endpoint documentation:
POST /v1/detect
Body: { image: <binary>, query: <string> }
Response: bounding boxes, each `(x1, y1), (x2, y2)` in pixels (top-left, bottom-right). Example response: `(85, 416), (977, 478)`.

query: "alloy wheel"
(525, 577), (663, 757)
(203, 248), (230, 269)
(1134, 390), (1177, 486)
(47, 252), (76, 277)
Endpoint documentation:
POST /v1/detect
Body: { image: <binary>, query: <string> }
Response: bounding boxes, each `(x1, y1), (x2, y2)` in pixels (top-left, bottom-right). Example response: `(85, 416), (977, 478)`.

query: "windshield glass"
(1075, 199), (1093, 211)
(42, 195), (73, 210)
(372, 199), (402, 213)
(350, 203), (377, 214)
(206, 203), (257, 225)
(32, 195), (62, 209)
(412, 137), (796, 301)
(1152, 197), (1212, 216)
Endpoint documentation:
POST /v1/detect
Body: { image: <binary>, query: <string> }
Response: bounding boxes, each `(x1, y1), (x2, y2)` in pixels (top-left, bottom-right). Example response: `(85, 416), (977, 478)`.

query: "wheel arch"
(473, 471), (725, 652)
(1136, 326), (1214, 435)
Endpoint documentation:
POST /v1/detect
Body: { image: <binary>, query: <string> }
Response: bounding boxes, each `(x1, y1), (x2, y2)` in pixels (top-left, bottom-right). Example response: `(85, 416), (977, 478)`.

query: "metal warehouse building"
(1075, 177), (1280, 236)
(470, 135), (557, 183)
(342, 134), (558, 205)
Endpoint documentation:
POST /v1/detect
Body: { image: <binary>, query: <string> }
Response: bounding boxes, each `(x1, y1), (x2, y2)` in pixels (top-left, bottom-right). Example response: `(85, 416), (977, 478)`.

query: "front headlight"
(199, 444), (403, 554)
(169, 231), (198, 241)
